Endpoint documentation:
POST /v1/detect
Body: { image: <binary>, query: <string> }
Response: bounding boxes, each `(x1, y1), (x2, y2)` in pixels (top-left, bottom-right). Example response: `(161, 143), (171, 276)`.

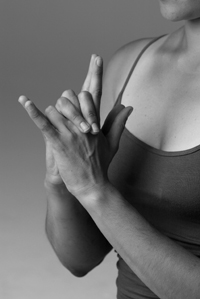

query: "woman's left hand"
(18, 93), (133, 202)
(56, 54), (104, 136)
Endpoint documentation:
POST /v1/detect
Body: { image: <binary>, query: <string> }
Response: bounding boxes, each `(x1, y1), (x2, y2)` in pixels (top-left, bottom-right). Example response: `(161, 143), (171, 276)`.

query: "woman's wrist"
(44, 177), (68, 196)
(76, 180), (116, 211)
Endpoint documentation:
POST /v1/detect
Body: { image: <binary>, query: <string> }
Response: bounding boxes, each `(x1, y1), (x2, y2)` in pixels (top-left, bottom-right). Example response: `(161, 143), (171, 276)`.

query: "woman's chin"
(160, 11), (185, 22)
(159, 2), (197, 22)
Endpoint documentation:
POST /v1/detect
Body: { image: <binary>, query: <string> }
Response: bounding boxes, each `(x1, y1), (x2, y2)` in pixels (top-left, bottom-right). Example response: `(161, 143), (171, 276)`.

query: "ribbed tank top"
(108, 35), (200, 299)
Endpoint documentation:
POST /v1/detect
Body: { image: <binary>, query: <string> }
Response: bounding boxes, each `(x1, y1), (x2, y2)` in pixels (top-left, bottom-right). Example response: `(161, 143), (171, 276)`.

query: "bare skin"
(121, 25), (200, 152)
(18, 0), (200, 297)
(18, 54), (134, 276)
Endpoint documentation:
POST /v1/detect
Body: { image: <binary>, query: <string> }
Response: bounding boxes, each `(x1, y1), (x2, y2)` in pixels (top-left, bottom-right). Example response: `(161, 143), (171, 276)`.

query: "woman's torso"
(121, 31), (200, 152)
(108, 30), (200, 299)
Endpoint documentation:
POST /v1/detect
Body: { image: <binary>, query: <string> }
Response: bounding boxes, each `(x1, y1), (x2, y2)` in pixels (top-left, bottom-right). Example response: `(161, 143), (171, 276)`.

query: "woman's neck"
(169, 19), (200, 74)
(182, 18), (200, 54)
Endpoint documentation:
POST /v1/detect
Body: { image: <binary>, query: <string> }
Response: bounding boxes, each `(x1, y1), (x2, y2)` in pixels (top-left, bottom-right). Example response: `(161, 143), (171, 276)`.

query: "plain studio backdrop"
(1, 1), (182, 298)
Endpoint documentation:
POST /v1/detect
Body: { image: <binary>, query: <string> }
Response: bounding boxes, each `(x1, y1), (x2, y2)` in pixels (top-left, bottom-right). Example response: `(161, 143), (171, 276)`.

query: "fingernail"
(92, 123), (99, 133)
(80, 122), (90, 132)
(96, 57), (102, 67)
(127, 108), (134, 117)
(125, 108), (133, 123)
(18, 95), (27, 105)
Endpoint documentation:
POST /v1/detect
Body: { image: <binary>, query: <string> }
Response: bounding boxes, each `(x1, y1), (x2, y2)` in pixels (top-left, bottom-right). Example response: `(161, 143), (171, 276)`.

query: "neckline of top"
(115, 34), (200, 157)
(123, 128), (200, 157)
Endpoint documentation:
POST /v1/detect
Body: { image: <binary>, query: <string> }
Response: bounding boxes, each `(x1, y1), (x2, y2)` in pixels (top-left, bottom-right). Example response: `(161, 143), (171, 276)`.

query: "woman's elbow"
(61, 257), (104, 278)
(59, 258), (96, 278)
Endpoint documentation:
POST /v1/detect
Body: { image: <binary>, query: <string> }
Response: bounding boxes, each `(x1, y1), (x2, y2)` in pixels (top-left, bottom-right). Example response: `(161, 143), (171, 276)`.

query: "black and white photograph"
(1, 0), (200, 298)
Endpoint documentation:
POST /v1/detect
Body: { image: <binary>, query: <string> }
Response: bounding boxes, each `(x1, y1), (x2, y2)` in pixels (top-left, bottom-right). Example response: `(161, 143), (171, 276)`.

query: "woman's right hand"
(44, 54), (103, 189)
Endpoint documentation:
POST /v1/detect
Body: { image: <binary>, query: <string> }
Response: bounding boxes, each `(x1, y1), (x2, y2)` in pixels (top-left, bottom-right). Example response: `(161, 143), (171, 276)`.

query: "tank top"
(108, 35), (200, 299)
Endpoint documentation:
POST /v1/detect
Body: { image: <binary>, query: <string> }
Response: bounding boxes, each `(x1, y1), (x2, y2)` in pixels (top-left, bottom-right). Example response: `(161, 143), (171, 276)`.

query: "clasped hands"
(18, 54), (133, 204)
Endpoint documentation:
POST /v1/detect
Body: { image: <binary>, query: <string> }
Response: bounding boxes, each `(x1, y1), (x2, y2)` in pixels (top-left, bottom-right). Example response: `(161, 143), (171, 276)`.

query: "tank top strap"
(114, 34), (167, 106)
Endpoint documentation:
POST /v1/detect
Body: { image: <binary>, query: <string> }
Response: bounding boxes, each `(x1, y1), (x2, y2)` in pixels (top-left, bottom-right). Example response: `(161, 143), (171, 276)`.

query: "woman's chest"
(120, 65), (200, 152)
(108, 133), (200, 239)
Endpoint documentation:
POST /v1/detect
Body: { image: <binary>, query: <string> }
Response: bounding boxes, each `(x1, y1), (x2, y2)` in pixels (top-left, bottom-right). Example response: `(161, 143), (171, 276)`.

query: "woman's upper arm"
(100, 37), (154, 125)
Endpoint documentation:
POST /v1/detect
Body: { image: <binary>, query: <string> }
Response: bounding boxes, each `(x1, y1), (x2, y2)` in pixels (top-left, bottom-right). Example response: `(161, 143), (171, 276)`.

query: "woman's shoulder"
(102, 37), (155, 107)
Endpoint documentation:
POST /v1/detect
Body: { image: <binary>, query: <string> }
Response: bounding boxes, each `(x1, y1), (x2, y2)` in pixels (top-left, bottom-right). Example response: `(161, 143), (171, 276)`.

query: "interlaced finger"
(81, 54), (97, 91)
(60, 89), (80, 111)
(78, 91), (100, 134)
(18, 95), (58, 141)
(55, 96), (91, 133)
(88, 56), (103, 120)
(44, 105), (68, 133)
(81, 54), (103, 125)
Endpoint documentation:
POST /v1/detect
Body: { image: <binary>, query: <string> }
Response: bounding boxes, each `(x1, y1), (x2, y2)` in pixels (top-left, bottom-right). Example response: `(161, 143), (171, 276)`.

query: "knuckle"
(41, 121), (51, 133)
(56, 98), (62, 107)
(87, 110), (96, 118)
(29, 106), (40, 119)
(45, 105), (54, 115)
(56, 97), (65, 107)
(93, 89), (102, 98)
(79, 90), (91, 99)
(43, 124), (57, 140)
(71, 113), (81, 122)
(61, 89), (75, 98)
(67, 89), (75, 96)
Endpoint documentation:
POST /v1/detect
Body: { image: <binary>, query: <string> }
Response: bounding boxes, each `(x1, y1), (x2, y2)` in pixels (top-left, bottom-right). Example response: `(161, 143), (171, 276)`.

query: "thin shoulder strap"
(114, 34), (167, 106)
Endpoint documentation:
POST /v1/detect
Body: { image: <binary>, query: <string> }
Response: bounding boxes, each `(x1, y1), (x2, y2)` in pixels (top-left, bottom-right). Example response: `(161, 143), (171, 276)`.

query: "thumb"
(107, 106), (133, 152)
(102, 104), (125, 136)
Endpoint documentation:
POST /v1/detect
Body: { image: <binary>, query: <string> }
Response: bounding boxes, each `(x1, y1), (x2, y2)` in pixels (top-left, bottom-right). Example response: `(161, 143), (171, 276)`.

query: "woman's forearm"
(44, 181), (112, 276)
(82, 183), (200, 299)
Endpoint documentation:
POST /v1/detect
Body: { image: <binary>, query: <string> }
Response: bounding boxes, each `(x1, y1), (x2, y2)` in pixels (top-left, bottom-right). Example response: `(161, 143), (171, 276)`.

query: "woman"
(18, 1), (200, 298)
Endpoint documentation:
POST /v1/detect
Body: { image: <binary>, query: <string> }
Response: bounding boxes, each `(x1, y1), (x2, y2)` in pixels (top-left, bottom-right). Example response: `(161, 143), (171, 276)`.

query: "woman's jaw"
(158, 0), (200, 22)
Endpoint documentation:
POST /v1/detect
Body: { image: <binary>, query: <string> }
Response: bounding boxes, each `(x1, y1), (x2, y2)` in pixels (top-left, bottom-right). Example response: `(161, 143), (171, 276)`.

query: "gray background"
(1, 1), (182, 298)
